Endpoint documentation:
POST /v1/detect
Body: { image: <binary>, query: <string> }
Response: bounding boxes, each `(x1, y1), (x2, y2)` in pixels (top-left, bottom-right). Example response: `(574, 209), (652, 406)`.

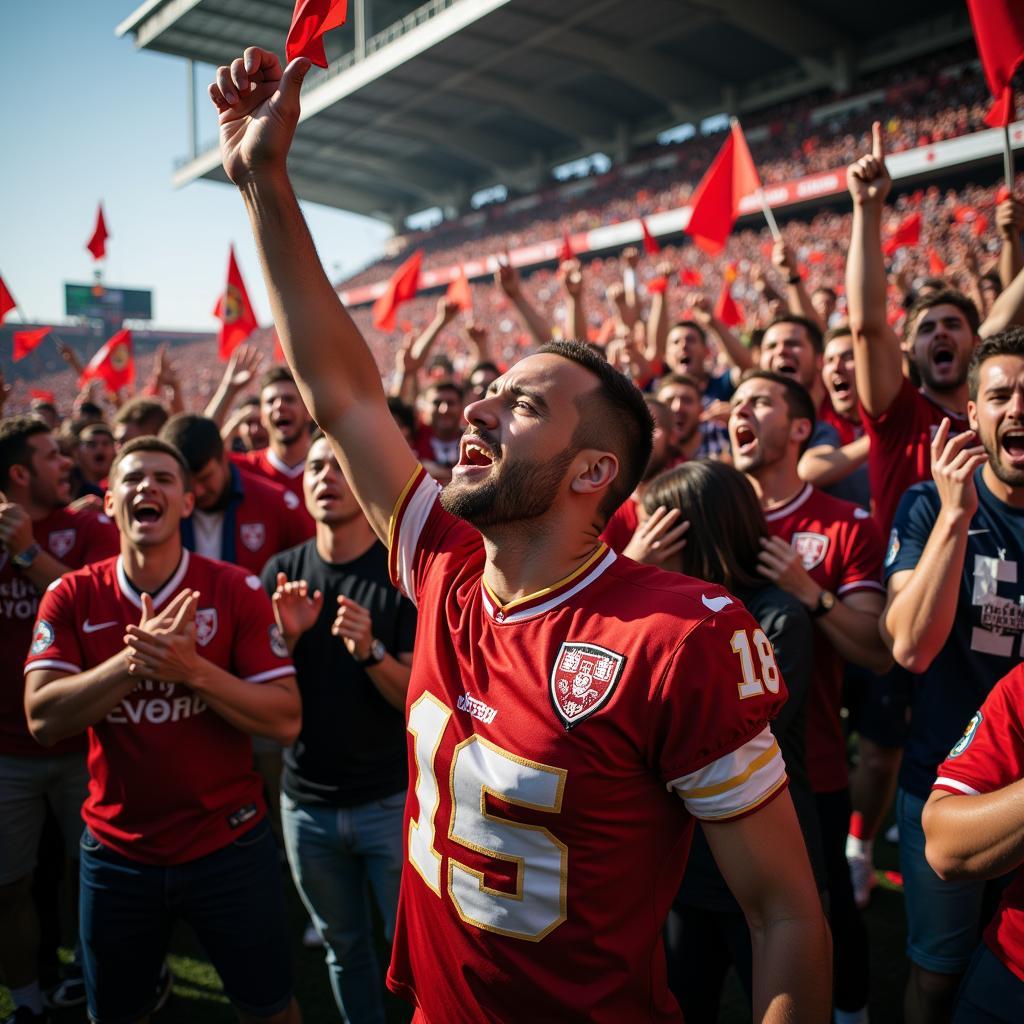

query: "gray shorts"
(0, 751), (88, 885)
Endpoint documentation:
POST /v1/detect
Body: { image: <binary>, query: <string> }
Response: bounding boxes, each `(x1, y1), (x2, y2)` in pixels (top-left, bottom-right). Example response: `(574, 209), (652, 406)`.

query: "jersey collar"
(266, 448), (305, 478)
(480, 544), (616, 624)
(116, 550), (191, 611)
(764, 483), (813, 522)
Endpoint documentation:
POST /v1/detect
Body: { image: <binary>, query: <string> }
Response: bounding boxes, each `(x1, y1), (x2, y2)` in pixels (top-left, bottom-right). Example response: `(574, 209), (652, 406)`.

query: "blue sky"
(0, 1), (391, 331)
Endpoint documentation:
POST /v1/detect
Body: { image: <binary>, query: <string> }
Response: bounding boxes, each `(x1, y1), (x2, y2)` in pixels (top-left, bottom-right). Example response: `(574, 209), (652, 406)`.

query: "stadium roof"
(117, 0), (972, 225)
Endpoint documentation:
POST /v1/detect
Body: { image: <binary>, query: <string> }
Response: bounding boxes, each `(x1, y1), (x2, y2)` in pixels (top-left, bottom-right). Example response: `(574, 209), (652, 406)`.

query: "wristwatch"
(787, 274), (802, 285)
(356, 638), (387, 668)
(12, 542), (41, 569)
(811, 589), (836, 618)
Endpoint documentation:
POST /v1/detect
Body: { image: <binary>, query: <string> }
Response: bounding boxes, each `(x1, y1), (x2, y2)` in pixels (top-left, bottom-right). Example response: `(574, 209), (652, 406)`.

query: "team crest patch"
(269, 624), (289, 659)
(283, 491), (300, 510)
(240, 522), (266, 552)
(195, 609), (218, 647)
(48, 529), (76, 559)
(949, 711), (982, 758)
(792, 532), (829, 570)
(31, 620), (54, 655)
(549, 642), (626, 730)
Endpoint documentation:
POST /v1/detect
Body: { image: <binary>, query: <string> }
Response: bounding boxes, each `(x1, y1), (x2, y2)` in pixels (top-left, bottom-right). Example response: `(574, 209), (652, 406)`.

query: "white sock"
(11, 981), (43, 1015)
(846, 834), (874, 861)
(834, 1007), (869, 1024)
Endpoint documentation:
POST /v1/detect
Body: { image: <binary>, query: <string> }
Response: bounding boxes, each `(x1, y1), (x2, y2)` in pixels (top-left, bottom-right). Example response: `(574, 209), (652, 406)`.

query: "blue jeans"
(281, 790), (405, 1024)
(79, 817), (292, 1023)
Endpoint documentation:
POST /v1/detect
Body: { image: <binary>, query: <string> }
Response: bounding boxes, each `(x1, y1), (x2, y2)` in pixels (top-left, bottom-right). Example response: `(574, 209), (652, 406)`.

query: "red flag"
(372, 250), (423, 332)
(12, 327), (49, 362)
(966, 0), (1024, 127)
(646, 276), (668, 294)
(559, 226), (575, 263)
(446, 267), (473, 311)
(30, 388), (55, 403)
(927, 247), (946, 276)
(882, 212), (922, 256)
(270, 328), (285, 363)
(998, 185), (1013, 204)
(0, 275), (15, 324)
(973, 214), (991, 238)
(286, 0), (348, 68)
(685, 121), (762, 256)
(86, 203), (109, 260)
(714, 278), (743, 328)
(680, 267), (704, 286)
(213, 245), (258, 360)
(953, 205), (978, 224)
(640, 219), (661, 255)
(80, 330), (134, 392)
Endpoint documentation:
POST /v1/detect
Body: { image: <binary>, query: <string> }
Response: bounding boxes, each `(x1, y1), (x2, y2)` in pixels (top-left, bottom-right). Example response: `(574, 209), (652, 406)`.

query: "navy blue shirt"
(886, 469), (1024, 798)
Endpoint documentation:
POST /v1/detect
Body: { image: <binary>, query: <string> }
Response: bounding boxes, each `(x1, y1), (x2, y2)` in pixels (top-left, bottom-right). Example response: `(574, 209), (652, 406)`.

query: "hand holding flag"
(287, 0), (348, 68)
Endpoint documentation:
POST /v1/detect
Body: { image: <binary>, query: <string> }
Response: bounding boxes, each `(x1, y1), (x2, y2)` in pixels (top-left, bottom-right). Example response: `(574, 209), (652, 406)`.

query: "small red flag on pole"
(714, 266), (744, 327)
(446, 267), (473, 312)
(213, 245), (259, 361)
(12, 327), (49, 362)
(685, 121), (764, 255)
(640, 219), (661, 255)
(558, 226), (575, 263)
(882, 212), (922, 257)
(286, 0), (348, 68)
(372, 250), (423, 332)
(927, 247), (946, 276)
(967, 0), (1024, 128)
(0, 275), (16, 324)
(80, 330), (135, 393)
(86, 204), (109, 261)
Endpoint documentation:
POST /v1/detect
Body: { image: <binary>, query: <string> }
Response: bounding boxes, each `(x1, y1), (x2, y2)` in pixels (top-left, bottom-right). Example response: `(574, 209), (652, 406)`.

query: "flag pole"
(1004, 123), (1015, 192)
(758, 189), (782, 242)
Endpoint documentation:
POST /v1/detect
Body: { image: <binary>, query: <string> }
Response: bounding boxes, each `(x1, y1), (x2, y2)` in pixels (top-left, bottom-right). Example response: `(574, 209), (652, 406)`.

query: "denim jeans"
(281, 789), (405, 1024)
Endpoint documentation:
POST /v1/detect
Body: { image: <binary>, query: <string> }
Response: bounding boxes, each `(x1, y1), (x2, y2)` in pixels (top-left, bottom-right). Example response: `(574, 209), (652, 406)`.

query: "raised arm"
(560, 259), (585, 343)
(495, 258), (551, 348)
(997, 196), (1024, 292)
(772, 242), (824, 332)
(689, 293), (753, 372)
(205, 344), (264, 426)
(980, 257), (1024, 338)
(846, 122), (904, 418)
(210, 48), (418, 543)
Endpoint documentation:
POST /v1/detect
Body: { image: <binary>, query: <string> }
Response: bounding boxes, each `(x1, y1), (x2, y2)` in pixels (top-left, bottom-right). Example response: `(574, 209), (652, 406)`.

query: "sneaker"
(847, 850), (877, 910)
(884, 822), (899, 843)
(1, 1008), (52, 1024)
(302, 921), (324, 948)
(45, 972), (86, 1009)
(152, 961), (174, 1014)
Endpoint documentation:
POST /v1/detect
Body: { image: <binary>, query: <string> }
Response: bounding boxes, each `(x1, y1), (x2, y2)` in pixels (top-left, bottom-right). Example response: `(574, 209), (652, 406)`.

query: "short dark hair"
(738, 369), (817, 452)
(425, 379), (463, 399)
(159, 414), (224, 473)
(656, 372), (702, 395)
(29, 400), (57, 417)
(538, 340), (654, 522)
(386, 397), (416, 436)
(236, 395), (259, 412)
(904, 289), (980, 341)
(643, 461), (767, 591)
(669, 320), (708, 344)
(109, 436), (190, 486)
(812, 286), (837, 301)
(763, 314), (824, 354)
(823, 323), (853, 347)
(0, 416), (50, 489)
(259, 367), (297, 394)
(968, 328), (1024, 401)
(78, 423), (114, 443)
(469, 361), (501, 379)
(114, 397), (168, 434)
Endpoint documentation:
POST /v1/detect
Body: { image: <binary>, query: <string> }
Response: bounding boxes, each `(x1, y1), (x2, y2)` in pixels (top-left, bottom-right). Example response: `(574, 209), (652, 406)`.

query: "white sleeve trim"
(392, 473), (441, 606)
(668, 725), (788, 821)
(244, 667), (296, 684)
(837, 580), (885, 596)
(933, 776), (981, 796)
(24, 659), (81, 676)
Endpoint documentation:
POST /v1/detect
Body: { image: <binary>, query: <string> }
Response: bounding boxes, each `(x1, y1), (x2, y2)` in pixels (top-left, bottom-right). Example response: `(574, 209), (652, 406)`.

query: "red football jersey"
(412, 424), (460, 469)
(818, 395), (861, 448)
(1, 507), (118, 757)
(599, 494), (639, 554)
(861, 377), (968, 533)
(24, 551), (294, 864)
(933, 664), (1024, 982)
(385, 466), (789, 1023)
(233, 448), (313, 526)
(765, 484), (885, 794)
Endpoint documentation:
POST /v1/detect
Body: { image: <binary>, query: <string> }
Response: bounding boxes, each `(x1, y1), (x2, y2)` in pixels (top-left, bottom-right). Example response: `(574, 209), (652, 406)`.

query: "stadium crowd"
(5, 33), (1024, 1024)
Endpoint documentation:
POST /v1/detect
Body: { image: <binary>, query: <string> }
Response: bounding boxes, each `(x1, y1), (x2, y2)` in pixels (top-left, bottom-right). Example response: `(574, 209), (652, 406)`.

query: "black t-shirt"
(262, 538), (417, 807)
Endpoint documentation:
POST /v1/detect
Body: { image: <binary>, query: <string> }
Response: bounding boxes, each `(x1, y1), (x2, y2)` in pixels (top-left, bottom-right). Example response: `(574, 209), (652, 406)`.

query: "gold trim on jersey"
(480, 542), (609, 616)
(675, 740), (782, 800)
(388, 464), (425, 557)
(696, 774), (789, 822)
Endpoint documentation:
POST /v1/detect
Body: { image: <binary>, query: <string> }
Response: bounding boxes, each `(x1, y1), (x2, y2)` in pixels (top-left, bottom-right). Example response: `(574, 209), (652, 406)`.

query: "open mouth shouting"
(453, 433), (498, 478)
(999, 426), (1024, 468)
(130, 498), (164, 530)
(930, 341), (958, 373)
(731, 422), (759, 458)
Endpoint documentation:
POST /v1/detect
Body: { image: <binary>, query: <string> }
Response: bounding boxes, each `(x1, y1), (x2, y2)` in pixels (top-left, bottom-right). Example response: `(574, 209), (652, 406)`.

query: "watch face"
(821, 591), (835, 610)
(370, 639), (386, 661)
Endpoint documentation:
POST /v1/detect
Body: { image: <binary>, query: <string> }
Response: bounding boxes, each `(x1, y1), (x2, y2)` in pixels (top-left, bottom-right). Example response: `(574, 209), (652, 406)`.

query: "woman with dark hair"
(637, 461), (825, 1024)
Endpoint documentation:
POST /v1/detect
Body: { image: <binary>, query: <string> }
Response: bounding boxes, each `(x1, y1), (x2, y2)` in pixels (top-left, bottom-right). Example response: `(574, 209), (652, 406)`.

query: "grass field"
(3, 831), (909, 1024)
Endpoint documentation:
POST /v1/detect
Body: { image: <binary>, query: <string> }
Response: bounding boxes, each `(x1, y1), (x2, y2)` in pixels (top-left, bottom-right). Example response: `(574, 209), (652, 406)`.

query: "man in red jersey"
(208, 48), (830, 1024)
(0, 417), (118, 1024)
(729, 370), (890, 1024)
(235, 367), (313, 512)
(924, 663), (1024, 1022)
(161, 413), (312, 574)
(23, 437), (301, 1024)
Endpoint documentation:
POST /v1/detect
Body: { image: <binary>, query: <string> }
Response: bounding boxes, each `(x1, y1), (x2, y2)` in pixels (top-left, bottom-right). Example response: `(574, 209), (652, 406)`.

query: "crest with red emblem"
(792, 531), (829, 570)
(195, 608), (218, 647)
(48, 529), (76, 559)
(549, 641), (626, 730)
(240, 523), (266, 552)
